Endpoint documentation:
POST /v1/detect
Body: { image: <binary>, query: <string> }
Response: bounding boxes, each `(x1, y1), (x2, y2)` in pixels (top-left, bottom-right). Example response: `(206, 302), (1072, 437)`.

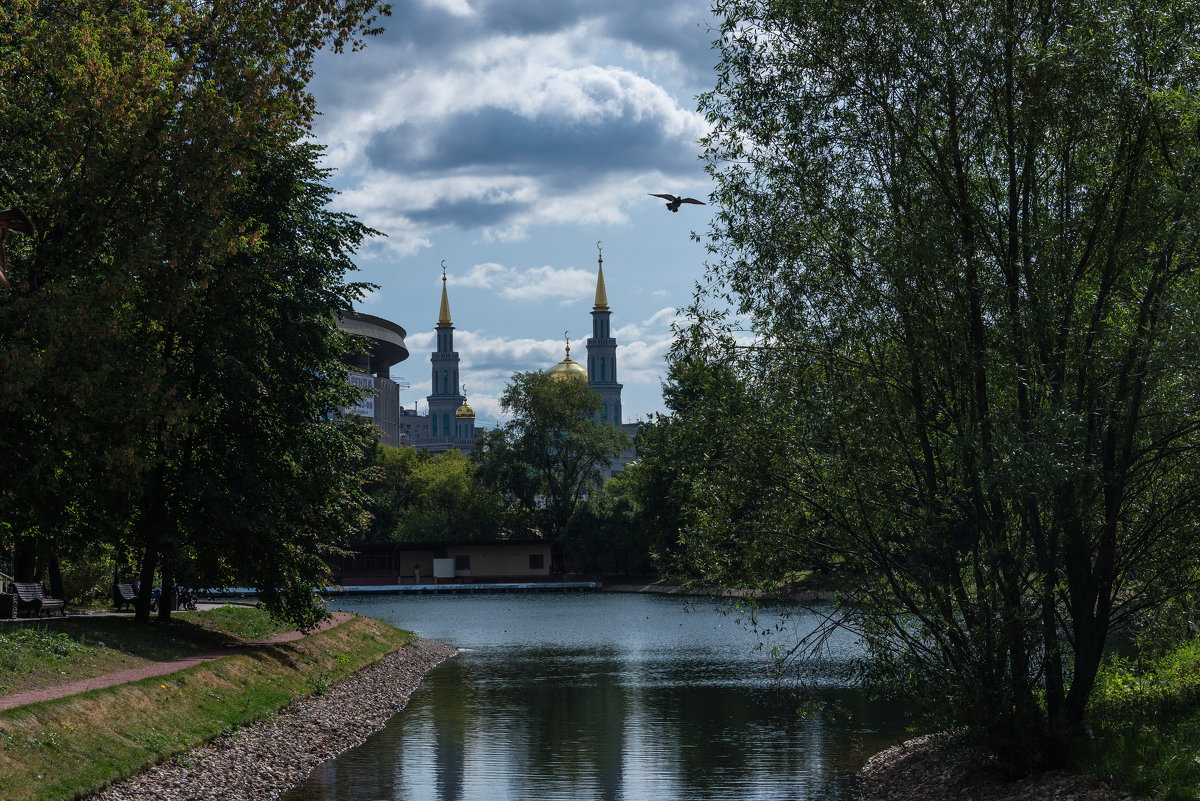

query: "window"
(443, 414), (450, 437)
(529, 553), (544, 570)
(454, 555), (471, 571)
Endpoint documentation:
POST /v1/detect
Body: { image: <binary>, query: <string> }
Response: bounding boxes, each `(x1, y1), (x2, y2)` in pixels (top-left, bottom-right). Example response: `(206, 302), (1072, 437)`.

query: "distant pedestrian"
(413, 564), (422, 585)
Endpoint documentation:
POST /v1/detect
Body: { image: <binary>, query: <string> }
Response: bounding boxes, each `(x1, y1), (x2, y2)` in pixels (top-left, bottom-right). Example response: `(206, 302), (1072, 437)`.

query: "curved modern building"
(338, 310), (409, 447)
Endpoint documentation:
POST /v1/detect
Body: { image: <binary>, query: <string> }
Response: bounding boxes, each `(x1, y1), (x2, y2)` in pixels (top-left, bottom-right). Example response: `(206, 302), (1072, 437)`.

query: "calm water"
(282, 592), (908, 801)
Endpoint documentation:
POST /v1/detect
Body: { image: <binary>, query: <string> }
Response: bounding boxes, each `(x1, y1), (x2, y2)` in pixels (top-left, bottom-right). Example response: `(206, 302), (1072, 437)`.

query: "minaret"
(428, 262), (465, 439)
(586, 243), (623, 424)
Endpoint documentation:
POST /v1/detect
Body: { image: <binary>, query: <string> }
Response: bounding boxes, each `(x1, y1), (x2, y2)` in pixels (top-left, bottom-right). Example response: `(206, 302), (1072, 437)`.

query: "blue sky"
(309, 0), (718, 427)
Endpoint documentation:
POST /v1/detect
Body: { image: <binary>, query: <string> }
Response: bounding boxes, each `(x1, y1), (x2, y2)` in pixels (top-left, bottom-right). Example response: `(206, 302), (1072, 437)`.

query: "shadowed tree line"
(644, 0), (1200, 772)
(0, 0), (390, 629)
(359, 370), (665, 577)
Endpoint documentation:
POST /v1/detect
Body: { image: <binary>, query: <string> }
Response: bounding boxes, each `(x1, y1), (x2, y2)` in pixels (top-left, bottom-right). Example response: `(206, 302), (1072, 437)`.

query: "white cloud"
(422, 0), (475, 17)
(614, 306), (680, 340)
(448, 262), (595, 303)
(313, 15), (711, 255)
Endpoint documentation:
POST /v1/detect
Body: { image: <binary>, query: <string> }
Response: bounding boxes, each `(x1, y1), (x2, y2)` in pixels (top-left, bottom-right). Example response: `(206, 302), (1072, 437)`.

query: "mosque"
(339, 250), (638, 473)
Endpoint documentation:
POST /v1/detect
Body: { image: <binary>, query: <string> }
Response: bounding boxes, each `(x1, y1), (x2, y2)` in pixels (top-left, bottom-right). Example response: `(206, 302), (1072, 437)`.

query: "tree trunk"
(135, 544), (157, 623)
(157, 564), (174, 622)
(12, 538), (36, 583)
(44, 538), (66, 600)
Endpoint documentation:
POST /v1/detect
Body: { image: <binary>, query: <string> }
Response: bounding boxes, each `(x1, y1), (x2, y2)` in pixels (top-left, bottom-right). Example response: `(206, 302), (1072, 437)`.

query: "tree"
(0, 0), (390, 627)
(360, 444), (429, 541)
(564, 461), (666, 577)
(681, 0), (1200, 767)
(360, 444), (506, 542)
(475, 371), (629, 548)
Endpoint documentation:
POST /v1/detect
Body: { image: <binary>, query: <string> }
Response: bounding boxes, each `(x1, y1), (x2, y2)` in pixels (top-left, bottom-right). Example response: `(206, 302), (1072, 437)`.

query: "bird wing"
(0, 208), (34, 236)
(679, 198), (706, 205)
(649, 193), (678, 201)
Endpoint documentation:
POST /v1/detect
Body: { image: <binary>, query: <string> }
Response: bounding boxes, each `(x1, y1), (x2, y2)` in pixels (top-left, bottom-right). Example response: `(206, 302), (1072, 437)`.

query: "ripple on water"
(281, 593), (908, 801)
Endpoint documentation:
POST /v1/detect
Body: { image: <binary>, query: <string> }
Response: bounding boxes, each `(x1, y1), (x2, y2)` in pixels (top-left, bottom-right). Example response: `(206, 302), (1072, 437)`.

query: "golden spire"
(593, 241), (609, 309)
(438, 260), (452, 325)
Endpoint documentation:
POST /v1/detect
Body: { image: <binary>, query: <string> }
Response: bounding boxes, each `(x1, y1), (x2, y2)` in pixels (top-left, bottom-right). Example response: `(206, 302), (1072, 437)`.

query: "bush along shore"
(857, 638), (1200, 801)
(0, 614), (455, 801)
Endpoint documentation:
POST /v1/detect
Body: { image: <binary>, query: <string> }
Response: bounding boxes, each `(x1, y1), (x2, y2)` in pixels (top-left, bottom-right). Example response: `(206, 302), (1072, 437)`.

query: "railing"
(0, 571), (12, 595)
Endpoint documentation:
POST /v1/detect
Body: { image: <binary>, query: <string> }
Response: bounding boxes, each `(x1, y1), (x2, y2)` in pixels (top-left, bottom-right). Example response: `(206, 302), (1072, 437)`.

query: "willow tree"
(684, 0), (1200, 766)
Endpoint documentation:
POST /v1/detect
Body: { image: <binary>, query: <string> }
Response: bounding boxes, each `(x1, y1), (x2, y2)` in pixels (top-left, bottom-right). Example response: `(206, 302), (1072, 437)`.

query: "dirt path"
(0, 611), (355, 712)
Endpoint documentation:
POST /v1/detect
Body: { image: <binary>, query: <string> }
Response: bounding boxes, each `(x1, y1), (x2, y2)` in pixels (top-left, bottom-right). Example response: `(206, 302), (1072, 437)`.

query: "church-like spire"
(593, 241), (609, 309)
(586, 242), (622, 424)
(438, 260), (452, 325)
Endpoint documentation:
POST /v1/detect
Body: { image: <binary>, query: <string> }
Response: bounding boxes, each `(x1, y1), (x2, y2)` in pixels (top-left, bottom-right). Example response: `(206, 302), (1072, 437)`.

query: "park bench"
(113, 583), (137, 611)
(12, 582), (66, 617)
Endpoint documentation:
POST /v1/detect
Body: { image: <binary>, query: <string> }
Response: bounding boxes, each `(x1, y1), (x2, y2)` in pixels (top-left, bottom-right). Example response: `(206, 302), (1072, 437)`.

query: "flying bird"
(649, 193), (706, 213)
(0, 207), (34, 289)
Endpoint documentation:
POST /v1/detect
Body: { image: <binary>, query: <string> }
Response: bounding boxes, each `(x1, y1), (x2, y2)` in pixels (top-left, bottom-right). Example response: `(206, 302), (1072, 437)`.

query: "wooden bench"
(113, 583), (138, 611)
(12, 582), (66, 617)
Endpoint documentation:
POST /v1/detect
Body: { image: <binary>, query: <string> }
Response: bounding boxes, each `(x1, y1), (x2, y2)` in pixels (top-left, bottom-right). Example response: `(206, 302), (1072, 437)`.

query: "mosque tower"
(427, 264), (466, 439)
(586, 245), (623, 424)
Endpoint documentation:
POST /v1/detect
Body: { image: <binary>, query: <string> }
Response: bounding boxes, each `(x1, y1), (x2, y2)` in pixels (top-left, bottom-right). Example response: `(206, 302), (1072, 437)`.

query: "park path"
(0, 611), (355, 712)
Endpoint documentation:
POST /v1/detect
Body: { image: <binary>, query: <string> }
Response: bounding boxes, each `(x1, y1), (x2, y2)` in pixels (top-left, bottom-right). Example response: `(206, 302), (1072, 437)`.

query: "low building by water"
(330, 539), (554, 586)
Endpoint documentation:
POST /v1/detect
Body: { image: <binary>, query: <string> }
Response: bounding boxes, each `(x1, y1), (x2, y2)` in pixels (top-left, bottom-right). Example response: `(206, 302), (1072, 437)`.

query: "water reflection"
(282, 593), (907, 801)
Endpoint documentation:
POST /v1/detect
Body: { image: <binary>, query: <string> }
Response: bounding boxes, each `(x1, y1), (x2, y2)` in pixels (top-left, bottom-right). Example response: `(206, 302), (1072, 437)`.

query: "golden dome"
(547, 343), (588, 381)
(456, 387), (475, 418)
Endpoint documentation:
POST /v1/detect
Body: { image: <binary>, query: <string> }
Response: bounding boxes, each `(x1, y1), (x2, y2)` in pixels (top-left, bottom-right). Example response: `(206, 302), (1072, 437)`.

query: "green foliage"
(0, 628), (86, 674)
(564, 467), (657, 575)
(359, 444), (506, 542)
(0, 0), (391, 628)
(360, 444), (428, 540)
(393, 449), (507, 541)
(1085, 642), (1200, 800)
(673, 0), (1200, 768)
(474, 371), (630, 541)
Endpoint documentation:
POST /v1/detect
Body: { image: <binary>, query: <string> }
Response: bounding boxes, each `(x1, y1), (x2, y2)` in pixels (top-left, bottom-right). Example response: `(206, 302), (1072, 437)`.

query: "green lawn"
(0, 614), (413, 801)
(0, 606), (295, 695)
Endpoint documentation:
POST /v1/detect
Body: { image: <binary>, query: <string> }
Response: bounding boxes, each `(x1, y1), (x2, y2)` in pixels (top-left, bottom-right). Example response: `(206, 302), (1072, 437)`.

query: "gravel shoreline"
(85, 637), (458, 801)
(856, 732), (1139, 801)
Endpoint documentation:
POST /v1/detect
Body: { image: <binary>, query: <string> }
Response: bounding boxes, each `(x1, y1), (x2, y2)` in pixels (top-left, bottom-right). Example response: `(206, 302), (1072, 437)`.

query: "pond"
(282, 592), (908, 801)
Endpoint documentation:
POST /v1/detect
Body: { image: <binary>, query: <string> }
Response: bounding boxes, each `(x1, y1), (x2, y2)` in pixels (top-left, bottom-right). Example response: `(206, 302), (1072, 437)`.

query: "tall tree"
(682, 0), (1200, 767)
(475, 371), (629, 547)
(0, 0), (389, 626)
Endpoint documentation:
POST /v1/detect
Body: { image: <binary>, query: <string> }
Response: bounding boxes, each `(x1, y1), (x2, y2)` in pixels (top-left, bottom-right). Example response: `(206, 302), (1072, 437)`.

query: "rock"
(85, 638), (457, 801)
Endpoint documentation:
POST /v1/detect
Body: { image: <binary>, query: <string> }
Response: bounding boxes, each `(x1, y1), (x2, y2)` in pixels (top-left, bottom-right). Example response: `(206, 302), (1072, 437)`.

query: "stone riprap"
(85, 637), (457, 801)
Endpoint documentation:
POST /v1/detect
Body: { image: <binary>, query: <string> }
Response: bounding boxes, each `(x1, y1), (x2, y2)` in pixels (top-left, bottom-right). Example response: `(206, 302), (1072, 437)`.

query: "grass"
(0, 606), (294, 695)
(0, 614), (413, 801)
(0, 604), (300, 690)
(1083, 640), (1200, 801)
(0, 618), (229, 695)
(174, 605), (295, 641)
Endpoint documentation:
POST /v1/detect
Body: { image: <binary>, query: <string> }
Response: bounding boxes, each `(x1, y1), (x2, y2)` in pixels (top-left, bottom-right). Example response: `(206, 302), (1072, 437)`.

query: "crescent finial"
(440, 260), (447, 279)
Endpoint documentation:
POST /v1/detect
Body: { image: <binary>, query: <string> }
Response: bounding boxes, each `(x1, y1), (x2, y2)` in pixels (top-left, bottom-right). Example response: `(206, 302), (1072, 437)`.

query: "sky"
(308, 0), (720, 428)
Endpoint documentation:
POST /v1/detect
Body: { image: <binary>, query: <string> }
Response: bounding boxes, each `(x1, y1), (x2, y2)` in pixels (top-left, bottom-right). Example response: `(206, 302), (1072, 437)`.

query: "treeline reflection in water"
(282, 592), (908, 801)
